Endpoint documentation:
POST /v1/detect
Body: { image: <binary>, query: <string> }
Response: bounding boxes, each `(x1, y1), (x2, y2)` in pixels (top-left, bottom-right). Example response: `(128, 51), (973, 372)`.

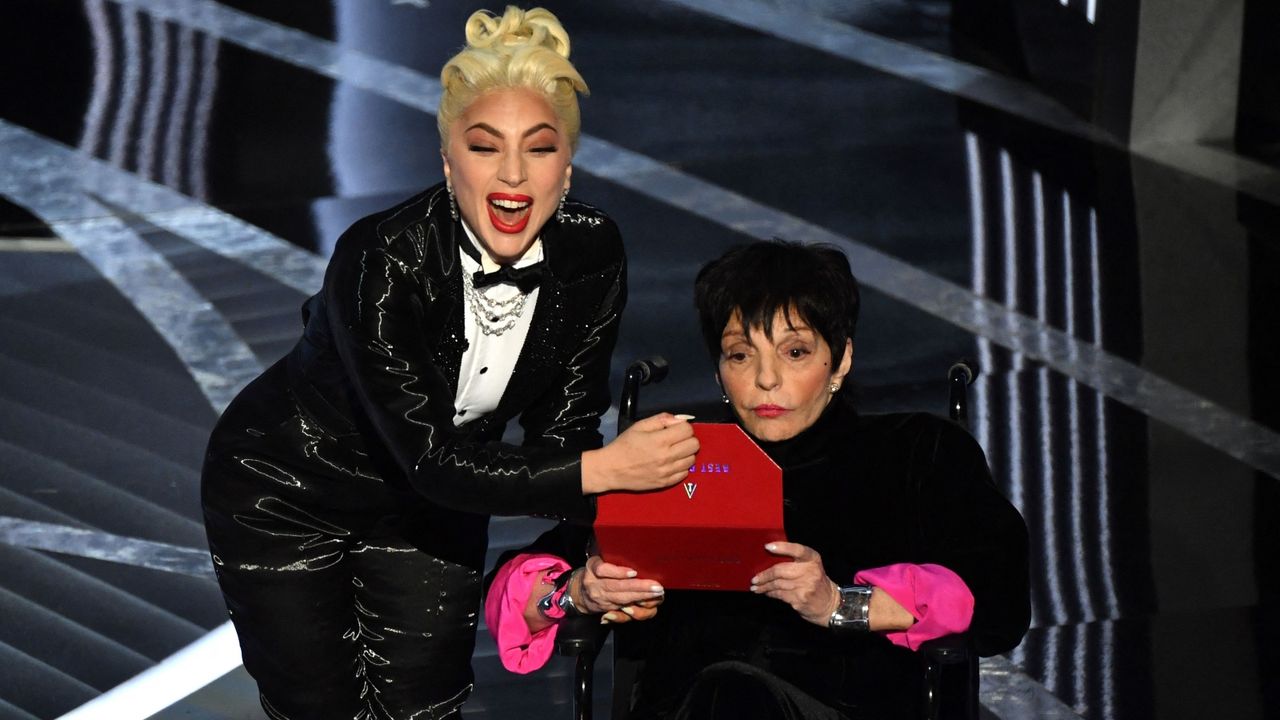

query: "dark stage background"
(1, 1), (1277, 719)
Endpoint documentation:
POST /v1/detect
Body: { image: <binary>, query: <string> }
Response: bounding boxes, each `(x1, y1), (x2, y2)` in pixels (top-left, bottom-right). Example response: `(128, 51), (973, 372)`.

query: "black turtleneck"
(748, 401), (869, 582)
(495, 404), (1030, 720)
(627, 405), (1026, 719)
(749, 396), (847, 471)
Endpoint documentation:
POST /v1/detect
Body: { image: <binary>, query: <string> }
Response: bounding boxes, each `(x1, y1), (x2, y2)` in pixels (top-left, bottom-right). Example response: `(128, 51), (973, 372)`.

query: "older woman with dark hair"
(486, 240), (1030, 719)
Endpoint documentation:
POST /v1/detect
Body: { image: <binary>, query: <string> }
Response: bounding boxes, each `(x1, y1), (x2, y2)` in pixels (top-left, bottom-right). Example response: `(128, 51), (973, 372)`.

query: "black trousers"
(669, 661), (851, 720)
(202, 362), (482, 720)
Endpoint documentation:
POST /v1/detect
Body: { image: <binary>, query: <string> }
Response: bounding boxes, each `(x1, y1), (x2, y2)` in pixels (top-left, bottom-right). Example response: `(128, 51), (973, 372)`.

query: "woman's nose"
(498, 150), (525, 186)
(754, 358), (780, 390)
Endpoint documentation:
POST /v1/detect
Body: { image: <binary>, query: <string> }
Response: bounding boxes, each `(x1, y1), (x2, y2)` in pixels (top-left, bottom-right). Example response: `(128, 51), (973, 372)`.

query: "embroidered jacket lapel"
(494, 272), (565, 420)
(421, 198), (467, 393)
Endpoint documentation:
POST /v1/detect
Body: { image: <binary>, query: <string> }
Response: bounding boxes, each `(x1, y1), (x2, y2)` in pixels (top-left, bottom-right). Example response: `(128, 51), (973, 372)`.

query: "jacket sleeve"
(484, 522), (594, 598)
(853, 563), (974, 650)
(518, 252), (627, 454)
(914, 419), (1031, 656)
(485, 553), (573, 674)
(481, 520), (596, 674)
(324, 221), (594, 521)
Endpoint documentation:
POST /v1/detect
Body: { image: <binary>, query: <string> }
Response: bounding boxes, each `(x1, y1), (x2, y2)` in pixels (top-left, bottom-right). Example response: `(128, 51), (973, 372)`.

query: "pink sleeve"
(484, 553), (571, 674)
(853, 563), (974, 651)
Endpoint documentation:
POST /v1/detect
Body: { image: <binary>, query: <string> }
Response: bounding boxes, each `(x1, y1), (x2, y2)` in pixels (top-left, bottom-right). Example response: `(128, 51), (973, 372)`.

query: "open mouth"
(487, 194), (533, 233)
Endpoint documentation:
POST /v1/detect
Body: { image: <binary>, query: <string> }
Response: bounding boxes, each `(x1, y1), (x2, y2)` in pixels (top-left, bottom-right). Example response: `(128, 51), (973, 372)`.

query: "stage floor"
(1, 1), (1277, 719)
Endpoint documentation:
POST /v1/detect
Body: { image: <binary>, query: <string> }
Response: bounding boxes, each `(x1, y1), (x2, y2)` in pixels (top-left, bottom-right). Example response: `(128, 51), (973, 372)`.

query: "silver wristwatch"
(554, 575), (582, 615)
(536, 569), (583, 619)
(828, 584), (873, 633)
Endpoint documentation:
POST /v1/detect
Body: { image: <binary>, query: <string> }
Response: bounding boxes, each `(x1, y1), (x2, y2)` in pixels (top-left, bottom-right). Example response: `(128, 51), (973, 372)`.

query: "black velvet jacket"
(497, 402), (1030, 720)
(208, 184), (624, 539)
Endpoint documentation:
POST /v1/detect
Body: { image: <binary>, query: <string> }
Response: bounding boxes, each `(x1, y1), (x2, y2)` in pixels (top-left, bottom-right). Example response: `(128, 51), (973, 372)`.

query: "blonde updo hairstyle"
(438, 6), (589, 153)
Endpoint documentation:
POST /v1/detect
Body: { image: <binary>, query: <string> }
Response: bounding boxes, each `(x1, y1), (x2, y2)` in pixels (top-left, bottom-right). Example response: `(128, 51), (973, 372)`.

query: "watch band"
(554, 576), (582, 616)
(829, 584), (873, 633)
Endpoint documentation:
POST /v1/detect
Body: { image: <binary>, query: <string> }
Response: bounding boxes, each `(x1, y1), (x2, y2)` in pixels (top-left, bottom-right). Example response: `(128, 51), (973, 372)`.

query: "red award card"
(594, 423), (786, 591)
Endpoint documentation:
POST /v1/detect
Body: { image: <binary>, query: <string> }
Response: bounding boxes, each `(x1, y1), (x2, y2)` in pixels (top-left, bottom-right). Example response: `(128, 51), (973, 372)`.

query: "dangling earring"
(829, 382), (840, 394)
(722, 394), (730, 404)
(447, 183), (458, 222)
(556, 186), (568, 222)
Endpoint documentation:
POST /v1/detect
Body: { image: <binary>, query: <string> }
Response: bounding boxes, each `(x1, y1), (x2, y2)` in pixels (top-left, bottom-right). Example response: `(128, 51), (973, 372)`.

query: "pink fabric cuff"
(853, 563), (974, 651)
(484, 553), (571, 674)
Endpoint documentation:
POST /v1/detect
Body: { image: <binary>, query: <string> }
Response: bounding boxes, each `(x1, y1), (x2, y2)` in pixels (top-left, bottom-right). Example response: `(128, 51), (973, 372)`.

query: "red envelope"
(595, 423), (786, 591)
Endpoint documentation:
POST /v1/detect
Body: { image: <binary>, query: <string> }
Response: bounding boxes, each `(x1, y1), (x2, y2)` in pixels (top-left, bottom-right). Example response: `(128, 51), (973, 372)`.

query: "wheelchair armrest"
(919, 633), (978, 720)
(554, 614), (611, 657)
(919, 632), (970, 666)
(556, 615), (612, 720)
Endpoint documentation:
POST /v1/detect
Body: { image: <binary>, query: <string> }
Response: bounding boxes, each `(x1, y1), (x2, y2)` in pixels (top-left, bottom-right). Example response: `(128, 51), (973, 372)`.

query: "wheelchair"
(555, 359), (983, 720)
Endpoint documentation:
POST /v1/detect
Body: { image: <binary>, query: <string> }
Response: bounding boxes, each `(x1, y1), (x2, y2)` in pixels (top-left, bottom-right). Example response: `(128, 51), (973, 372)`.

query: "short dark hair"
(693, 239), (860, 372)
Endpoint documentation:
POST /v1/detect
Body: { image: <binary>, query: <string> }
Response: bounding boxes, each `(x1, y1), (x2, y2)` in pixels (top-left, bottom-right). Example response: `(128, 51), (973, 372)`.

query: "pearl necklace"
(462, 266), (531, 336)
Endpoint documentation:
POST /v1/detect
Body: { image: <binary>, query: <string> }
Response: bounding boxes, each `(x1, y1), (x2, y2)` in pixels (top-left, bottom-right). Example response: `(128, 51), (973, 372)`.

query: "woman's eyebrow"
(523, 123), (558, 138)
(769, 323), (812, 338)
(463, 123), (559, 139)
(465, 122), (502, 137)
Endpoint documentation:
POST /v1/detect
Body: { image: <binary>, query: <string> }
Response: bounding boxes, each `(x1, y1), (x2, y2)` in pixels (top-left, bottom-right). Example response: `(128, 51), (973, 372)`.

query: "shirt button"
(479, 366), (488, 374)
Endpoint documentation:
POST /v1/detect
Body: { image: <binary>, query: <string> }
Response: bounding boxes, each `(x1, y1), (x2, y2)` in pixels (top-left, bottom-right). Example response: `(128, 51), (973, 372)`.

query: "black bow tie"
(472, 261), (546, 294)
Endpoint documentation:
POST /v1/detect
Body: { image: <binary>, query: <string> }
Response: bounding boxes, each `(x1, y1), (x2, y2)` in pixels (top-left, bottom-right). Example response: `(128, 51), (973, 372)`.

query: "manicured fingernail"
(750, 576), (760, 584)
(620, 606), (636, 616)
(764, 543), (777, 552)
(650, 586), (664, 595)
(625, 570), (638, 578)
(601, 612), (620, 624)
(749, 584), (760, 593)
(675, 414), (695, 421)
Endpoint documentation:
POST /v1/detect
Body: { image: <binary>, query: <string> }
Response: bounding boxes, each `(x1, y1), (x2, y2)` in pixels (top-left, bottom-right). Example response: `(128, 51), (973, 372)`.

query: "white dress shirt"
(452, 221), (542, 427)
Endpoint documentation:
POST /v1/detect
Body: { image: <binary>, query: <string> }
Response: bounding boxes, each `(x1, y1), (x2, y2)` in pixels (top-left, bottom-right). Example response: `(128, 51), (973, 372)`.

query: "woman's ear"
(441, 150), (451, 184)
(832, 340), (853, 386)
(713, 371), (730, 405)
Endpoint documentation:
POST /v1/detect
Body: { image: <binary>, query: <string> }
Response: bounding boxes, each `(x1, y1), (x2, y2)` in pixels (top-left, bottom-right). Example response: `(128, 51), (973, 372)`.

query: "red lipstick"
(752, 404), (788, 418)
(486, 193), (533, 234)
